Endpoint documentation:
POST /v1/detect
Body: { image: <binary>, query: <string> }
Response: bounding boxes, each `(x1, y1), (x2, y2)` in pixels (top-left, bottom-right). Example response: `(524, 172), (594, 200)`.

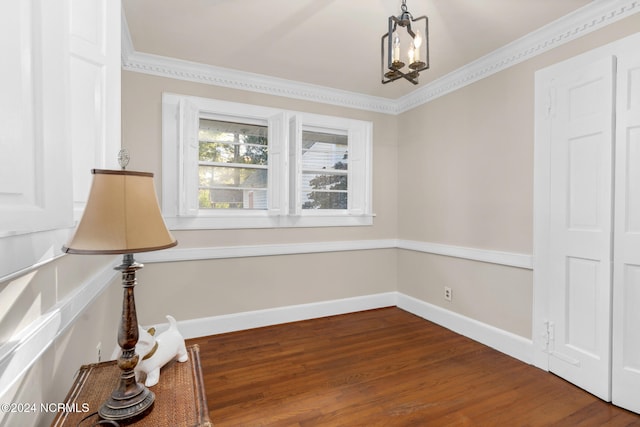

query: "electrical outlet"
(444, 287), (452, 302)
(96, 342), (102, 362)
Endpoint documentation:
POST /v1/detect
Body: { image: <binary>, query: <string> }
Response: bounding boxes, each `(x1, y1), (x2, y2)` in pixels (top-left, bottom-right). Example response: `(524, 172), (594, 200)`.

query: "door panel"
(612, 51), (640, 413)
(567, 134), (603, 229)
(547, 55), (615, 401)
(566, 257), (599, 355)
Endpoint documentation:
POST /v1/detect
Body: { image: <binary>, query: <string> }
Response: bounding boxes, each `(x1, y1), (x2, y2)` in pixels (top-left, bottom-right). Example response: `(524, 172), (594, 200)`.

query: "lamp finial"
(118, 148), (130, 170)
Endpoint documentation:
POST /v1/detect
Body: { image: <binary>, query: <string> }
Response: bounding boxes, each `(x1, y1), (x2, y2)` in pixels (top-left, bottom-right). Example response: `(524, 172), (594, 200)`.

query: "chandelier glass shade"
(381, 0), (429, 85)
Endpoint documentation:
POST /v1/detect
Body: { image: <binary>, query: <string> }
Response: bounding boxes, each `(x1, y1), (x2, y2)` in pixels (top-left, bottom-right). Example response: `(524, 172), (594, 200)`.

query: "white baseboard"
(397, 293), (533, 364)
(158, 291), (532, 366)
(174, 292), (399, 339)
(3, 283), (533, 402)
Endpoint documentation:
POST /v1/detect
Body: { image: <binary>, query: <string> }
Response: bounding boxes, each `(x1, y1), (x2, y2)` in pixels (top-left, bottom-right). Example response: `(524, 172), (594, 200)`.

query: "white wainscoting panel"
(0, 259), (118, 399)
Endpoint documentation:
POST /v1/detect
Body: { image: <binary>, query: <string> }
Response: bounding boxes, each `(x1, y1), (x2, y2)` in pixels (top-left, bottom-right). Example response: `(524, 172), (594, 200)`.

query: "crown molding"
(121, 0), (640, 115)
(396, 0), (640, 113)
(121, 34), (396, 115)
(122, 50), (397, 115)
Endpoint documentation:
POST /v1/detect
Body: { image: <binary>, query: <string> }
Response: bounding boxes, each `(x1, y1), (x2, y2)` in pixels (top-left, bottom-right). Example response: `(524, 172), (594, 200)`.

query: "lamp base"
(98, 253), (155, 424)
(99, 385), (155, 423)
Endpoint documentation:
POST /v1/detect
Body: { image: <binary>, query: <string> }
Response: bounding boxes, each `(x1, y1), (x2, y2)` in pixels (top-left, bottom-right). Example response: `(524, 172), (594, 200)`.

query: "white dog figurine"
(134, 315), (189, 387)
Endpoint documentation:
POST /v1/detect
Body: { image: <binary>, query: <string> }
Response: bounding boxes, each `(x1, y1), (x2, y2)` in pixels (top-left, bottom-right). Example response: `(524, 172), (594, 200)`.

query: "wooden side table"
(51, 344), (212, 426)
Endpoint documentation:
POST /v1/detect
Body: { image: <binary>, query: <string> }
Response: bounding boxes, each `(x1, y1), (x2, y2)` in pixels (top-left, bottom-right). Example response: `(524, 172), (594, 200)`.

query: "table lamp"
(62, 157), (177, 422)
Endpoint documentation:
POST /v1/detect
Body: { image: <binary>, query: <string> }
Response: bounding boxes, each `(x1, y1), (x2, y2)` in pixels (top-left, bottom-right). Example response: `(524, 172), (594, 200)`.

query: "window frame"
(162, 93), (373, 229)
(289, 113), (372, 219)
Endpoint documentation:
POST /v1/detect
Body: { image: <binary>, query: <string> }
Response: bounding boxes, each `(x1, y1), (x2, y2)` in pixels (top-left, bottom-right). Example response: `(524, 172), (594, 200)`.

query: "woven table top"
(51, 344), (212, 426)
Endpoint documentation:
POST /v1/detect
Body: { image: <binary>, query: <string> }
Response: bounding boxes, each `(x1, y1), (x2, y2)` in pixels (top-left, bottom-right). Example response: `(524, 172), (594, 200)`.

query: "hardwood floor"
(186, 307), (640, 426)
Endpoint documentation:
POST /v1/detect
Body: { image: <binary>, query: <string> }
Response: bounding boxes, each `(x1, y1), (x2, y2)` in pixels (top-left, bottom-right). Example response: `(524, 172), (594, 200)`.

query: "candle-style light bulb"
(408, 46), (415, 65)
(392, 31), (401, 63)
(413, 29), (423, 62)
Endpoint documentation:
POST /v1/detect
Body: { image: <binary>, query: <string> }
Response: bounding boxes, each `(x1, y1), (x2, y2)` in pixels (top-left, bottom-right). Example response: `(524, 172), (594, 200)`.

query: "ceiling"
(122, 0), (594, 100)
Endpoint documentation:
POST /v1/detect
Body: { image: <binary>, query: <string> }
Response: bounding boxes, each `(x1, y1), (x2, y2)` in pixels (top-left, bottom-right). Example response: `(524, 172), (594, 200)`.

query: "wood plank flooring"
(186, 307), (640, 426)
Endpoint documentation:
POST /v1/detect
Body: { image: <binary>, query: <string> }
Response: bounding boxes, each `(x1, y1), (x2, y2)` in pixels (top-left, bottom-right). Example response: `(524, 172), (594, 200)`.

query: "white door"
(612, 49), (640, 412)
(541, 54), (616, 401)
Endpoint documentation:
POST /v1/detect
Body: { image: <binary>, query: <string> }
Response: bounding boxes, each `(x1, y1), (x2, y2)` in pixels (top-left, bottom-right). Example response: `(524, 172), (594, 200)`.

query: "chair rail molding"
(136, 239), (398, 263)
(397, 240), (533, 270)
(136, 239), (533, 270)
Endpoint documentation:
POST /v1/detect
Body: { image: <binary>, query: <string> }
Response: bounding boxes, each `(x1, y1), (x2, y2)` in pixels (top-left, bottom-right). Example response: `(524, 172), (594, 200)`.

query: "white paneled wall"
(0, 0), (120, 279)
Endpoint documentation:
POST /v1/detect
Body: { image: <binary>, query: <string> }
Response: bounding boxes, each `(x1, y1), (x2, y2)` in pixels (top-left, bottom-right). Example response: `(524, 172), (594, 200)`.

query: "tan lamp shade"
(63, 169), (177, 254)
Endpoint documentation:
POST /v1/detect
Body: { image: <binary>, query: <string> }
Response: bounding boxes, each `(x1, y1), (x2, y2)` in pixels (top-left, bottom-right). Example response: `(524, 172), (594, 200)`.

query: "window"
(198, 118), (269, 210)
(300, 129), (348, 210)
(162, 93), (372, 229)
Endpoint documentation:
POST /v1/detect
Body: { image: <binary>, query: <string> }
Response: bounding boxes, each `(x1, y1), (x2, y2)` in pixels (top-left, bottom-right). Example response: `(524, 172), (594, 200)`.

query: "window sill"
(164, 213), (375, 230)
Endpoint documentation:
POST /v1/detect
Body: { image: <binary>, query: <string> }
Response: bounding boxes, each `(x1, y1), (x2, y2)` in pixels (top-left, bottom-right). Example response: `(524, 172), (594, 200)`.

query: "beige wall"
(122, 16), (640, 334)
(137, 250), (397, 324)
(397, 251), (533, 338)
(397, 14), (640, 338)
(122, 72), (398, 246)
(121, 72), (399, 325)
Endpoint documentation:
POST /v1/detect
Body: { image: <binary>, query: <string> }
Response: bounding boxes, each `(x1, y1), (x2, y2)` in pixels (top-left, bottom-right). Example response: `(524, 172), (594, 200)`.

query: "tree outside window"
(198, 119), (268, 210)
(300, 130), (348, 210)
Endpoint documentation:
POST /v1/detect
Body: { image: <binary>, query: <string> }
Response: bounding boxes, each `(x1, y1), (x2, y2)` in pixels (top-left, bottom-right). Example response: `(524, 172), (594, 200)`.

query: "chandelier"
(381, 0), (429, 85)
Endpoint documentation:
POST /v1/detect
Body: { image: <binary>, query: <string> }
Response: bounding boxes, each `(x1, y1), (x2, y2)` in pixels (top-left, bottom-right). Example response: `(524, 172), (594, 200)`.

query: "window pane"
(199, 118), (268, 210)
(199, 188), (267, 210)
(200, 119), (268, 145)
(301, 130), (348, 210)
(302, 172), (347, 191)
(301, 191), (347, 210)
(199, 141), (268, 165)
(200, 166), (267, 188)
(301, 131), (348, 172)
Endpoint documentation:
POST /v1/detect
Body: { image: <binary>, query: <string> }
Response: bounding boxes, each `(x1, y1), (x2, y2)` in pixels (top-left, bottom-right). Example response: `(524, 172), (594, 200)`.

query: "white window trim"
(162, 93), (373, 230)
(289, 113), (372, 217)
